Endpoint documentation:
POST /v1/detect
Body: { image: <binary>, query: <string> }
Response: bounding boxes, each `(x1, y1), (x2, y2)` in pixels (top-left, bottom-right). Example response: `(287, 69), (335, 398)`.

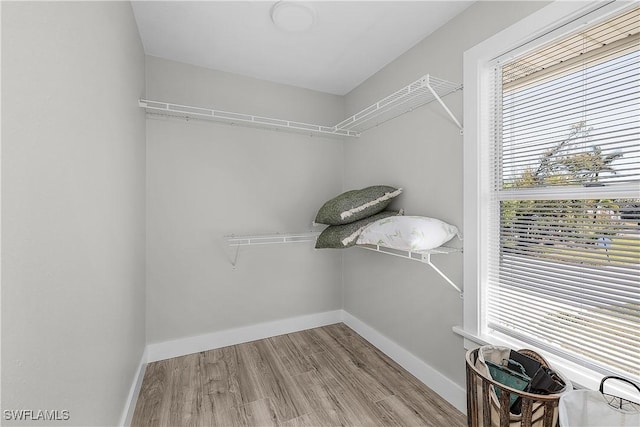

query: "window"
(462, 1), (639, 389)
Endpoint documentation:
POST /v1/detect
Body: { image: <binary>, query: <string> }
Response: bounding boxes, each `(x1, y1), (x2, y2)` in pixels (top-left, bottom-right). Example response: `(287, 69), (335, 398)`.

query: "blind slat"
(486, 307), (639, 357)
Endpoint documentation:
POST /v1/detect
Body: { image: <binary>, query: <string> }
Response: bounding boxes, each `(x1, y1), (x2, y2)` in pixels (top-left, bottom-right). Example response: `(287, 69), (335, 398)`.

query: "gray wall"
(342, 1), (549, 388)
(145, 57), (344, 344)
(0, 2), (556, 422)
(1, 2), (146, 425)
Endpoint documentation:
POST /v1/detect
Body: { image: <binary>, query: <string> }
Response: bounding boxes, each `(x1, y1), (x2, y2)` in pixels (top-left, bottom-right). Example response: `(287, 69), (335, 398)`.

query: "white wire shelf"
(225, 231), (321, 246)
(224, 231), (321, 268)
(335, 74), (463, 134)
(223, 232), (462, 296)
(139, 100), (358, 138)
(139, 73), (462, 138)
(357, 243), (463, 297)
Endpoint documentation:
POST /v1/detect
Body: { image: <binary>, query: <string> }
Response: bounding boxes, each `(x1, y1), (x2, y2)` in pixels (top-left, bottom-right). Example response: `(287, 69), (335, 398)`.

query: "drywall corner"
(119, 347), (148, 427)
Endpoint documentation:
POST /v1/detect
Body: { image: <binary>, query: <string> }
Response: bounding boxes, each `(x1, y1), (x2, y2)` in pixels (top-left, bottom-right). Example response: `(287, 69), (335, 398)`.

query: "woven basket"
(466, 348), (570, 427)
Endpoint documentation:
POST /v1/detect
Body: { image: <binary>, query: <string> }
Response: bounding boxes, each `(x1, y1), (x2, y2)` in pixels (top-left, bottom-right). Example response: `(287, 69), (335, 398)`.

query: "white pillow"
(356, 216), (460, 251)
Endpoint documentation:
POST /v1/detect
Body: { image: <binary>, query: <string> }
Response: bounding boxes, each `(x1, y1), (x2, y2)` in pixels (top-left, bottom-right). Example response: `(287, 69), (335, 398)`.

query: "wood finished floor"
(132, 323), (467, 426)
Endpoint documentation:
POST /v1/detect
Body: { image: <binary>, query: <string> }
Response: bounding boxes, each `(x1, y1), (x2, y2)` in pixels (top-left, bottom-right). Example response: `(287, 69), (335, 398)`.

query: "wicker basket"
(466, 348), (569, 427)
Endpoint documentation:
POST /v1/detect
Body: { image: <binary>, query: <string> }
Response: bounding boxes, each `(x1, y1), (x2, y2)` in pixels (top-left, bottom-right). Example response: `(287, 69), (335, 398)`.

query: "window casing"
(462, 1), (639, 392)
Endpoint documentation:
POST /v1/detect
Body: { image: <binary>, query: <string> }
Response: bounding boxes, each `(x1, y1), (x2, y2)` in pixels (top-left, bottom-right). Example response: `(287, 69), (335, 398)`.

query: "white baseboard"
(119, 347), (148, 427)
(146, 310), (344, 363)
(342, 311), (467, 414)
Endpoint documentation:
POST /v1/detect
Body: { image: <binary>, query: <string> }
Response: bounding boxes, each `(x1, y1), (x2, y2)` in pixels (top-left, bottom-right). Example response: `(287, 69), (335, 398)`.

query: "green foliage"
(501, 122), (630, 263)
(530, 120), (591, 186)
(509, 121), (623, 188)
(555, 146), (623, 185)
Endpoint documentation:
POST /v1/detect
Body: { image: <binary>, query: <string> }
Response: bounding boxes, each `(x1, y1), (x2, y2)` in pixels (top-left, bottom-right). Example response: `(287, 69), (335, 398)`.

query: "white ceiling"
(131, 1), (473, 95)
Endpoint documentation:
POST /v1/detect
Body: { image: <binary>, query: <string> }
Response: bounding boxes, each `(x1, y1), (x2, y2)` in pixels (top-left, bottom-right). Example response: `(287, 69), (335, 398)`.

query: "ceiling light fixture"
(271, 1), (316, 33)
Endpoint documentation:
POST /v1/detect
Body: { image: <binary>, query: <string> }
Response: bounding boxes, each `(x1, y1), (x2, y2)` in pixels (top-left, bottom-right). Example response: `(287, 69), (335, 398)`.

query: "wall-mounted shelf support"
(224, 232), (321, 267)
(357, 244), (463, 297)
(424, 78), (464, 135)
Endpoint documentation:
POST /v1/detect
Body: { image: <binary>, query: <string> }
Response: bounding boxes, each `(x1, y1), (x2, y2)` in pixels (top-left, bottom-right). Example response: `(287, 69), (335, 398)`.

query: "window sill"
(453, 326), (640, 404)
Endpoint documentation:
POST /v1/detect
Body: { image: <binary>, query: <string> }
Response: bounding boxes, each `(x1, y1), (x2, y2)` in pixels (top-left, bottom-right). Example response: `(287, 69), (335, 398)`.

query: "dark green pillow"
(315, 186), (402, 225)
(315, 211), (401, 249)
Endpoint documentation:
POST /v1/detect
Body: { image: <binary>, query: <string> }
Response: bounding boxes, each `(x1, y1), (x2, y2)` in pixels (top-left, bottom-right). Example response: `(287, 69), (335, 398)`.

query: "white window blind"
(486, 6), (640, 381)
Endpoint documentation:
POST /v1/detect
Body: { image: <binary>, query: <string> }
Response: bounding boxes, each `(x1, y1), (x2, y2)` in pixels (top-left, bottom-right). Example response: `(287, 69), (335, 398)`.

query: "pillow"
(315, 211), (402, 249)
(356, 216), (460, 251)
(315, 186), (402, 226)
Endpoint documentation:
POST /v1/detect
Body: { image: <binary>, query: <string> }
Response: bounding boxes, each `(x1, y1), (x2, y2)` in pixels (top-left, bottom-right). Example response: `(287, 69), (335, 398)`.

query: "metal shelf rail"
(139, 100), (358, 138)
(226, 232), (321, 246)
(224, 232), (321, 267)
(139, 74), (462, 137)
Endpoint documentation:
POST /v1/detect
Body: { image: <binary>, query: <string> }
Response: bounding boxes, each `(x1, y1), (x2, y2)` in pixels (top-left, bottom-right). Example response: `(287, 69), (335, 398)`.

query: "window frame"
(461, 0), (639, 396)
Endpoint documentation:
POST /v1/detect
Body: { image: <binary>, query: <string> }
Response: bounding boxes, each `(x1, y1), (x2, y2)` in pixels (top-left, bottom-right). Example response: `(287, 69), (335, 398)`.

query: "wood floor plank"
(198, 347), (243, 426)
(308, 349), (410, 425)
(131, 358), (170, 426)
(375, 394), (437, 426)
(278, 412), (322, 427)
(237, 339), (310, 423)
(397, 385), (467, 427)
(291, 370), (377, 426)
(305, 325), (343, 350)
(320, 323), (467, 426)
(236, 398), (278, 426)
(260, 339), (314, 422)
(362, 351), (466, 427)
(286, 328), (326, 356)
(309, 349), (392, 403)
(267, 333), (315, 376)
(200, 347), (242, 405)
(166, 353), (201, 427)
(321, 323), (387, 367)
(132, 323), (467, 427)
(235, 341), (267, 405)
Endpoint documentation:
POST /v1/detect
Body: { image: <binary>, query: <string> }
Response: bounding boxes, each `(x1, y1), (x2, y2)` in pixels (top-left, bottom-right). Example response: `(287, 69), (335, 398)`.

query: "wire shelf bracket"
(357, 244), (463, 297)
